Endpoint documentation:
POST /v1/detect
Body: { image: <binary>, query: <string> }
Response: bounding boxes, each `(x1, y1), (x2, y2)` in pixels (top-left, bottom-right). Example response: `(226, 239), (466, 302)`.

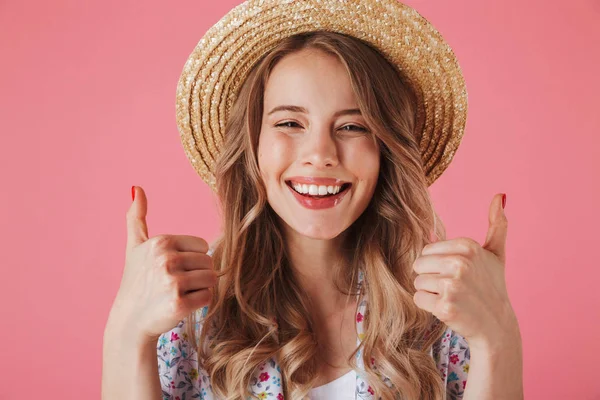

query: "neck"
(283, 225), (354, 321)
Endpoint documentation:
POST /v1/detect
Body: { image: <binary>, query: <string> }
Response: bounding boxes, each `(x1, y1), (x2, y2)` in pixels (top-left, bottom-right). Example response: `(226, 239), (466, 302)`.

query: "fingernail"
(502, 193), (506, 209)
(131, 186), (136, 201)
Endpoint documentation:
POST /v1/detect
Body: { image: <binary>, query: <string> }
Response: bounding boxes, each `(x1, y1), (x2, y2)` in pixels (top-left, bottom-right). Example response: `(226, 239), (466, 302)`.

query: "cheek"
(257, 132), (294, 181)
(345, 138), (380, 179)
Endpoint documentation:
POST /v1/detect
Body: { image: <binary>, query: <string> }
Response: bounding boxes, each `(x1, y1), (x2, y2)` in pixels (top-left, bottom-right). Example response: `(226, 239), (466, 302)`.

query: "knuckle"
(450, 256), (469, 278)
(199, 289), (213, 306)
(151, 235), (173, 251)
(198, 270), (216, 288)
(415, 275), (425, 289)
(164, 275), (181, 295)
(198, 237), (209, 252)
(441, 278), (453, 292)
(412, 257), (423, 272)
(438, 301), (457, 321)
(208, 270), (218, 286)
(413, 275), (421, 290)
(170, 296), (187, 314)
(454, 264), (467, 279)
(158, 252), (180, 273)
(443, 278), (461, 294)
(200, 253), (214, 269)
(459, 237), (479, 257)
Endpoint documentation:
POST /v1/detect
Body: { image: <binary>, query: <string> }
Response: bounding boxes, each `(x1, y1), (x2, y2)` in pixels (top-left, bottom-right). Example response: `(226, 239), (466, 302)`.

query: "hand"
(107, 186), (217, 344)
(412, 193), (519, 350)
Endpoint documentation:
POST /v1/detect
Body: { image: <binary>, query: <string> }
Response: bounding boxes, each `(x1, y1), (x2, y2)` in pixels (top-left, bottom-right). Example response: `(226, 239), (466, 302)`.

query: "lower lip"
(286, 184), (350, 210)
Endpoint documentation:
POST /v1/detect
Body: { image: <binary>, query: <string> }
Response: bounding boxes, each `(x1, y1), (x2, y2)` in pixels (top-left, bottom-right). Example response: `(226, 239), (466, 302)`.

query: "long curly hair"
(185, 30), (449, 400)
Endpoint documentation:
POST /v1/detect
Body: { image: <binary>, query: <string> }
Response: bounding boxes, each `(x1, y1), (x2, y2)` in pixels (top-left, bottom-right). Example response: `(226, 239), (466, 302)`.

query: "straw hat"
(175, 0), (468, 192)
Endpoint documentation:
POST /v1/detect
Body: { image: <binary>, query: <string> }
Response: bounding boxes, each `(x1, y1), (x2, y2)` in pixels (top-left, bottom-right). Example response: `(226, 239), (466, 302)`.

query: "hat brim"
(176, 0), (468, 192)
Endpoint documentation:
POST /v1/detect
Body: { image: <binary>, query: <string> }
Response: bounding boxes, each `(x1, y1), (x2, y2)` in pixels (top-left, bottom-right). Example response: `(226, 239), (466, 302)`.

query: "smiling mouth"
(285, 181), (352, 198)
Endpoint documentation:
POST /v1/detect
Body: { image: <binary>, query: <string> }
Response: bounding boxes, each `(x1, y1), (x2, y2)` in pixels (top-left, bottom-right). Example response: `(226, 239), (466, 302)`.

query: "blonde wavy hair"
(185, 31), (449, 400)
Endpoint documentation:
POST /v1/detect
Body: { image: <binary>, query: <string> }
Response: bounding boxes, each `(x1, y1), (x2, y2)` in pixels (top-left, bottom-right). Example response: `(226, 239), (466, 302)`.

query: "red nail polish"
(131, 186), (136, 201)
(502, 193), (506, 209)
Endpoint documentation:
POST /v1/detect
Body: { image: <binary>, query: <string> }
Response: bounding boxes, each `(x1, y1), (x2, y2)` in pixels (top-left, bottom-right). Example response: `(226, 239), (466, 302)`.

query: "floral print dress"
(157, 273), (470, 400)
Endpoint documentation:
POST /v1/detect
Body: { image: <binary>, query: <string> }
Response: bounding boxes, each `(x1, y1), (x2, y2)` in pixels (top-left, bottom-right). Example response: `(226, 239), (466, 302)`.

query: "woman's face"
(258, 48), (380, 240)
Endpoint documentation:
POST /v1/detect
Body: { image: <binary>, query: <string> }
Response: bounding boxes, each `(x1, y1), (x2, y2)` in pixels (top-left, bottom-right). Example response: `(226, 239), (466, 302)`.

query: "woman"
(102, 1), (523, 400)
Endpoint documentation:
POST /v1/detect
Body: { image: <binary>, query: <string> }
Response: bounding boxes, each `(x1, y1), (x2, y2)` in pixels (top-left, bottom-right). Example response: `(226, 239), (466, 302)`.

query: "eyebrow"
(267, 105), (362, 118)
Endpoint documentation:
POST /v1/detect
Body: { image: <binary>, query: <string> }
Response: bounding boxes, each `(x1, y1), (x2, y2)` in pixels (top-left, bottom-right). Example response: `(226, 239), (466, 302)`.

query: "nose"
(300, 124), (339, 168)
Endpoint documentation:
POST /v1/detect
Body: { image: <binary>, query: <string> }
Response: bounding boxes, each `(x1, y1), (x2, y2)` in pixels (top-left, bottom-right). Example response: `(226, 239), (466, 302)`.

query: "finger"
(413, 254), (462, 275)
(483, 193), (508, 263)
(413, 290), (439, 313)
(421, 237), (480, 257)
(126, 186), (149, 251)
(178, 269), (218, 295)
(171, 235), (210, 253)
(413, 274), (442, 295)
(174, 251), (214, 271)
(181, 288), (212, 310)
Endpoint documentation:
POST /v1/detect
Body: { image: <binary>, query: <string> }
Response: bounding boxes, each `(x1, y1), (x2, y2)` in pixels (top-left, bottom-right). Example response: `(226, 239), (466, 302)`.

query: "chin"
(289, 221), (347, 240)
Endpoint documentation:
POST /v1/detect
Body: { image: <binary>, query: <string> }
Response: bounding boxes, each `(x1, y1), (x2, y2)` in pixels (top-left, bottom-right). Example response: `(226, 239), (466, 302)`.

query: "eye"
(339, 124), (368, 133)
(275, 121), (301, 128)
(274, 122), (368, 133)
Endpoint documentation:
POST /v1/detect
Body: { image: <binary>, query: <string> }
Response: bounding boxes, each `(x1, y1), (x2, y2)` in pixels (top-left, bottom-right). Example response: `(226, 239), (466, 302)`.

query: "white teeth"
(291, 182), (344, 195)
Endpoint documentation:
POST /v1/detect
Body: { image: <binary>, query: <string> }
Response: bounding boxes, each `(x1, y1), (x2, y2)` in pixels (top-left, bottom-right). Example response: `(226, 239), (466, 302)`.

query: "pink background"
(2, 0), (599, 398)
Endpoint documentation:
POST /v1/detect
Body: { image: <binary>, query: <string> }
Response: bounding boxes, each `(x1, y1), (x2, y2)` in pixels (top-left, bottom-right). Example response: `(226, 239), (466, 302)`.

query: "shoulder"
(156, 304), (283, 400)
(432, 327), (470, 400)
(157, 307), (213, 399)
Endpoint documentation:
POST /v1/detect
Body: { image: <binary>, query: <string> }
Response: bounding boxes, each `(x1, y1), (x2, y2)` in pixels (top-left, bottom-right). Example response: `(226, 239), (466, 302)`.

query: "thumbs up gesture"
(107, 186), (217, 345)
(412, 193), (520, 351)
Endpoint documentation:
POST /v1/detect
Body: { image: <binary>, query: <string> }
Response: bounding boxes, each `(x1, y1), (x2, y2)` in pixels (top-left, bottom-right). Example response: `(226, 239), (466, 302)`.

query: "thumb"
(126, 185), (149, 251)
(483, 193), (508, 264)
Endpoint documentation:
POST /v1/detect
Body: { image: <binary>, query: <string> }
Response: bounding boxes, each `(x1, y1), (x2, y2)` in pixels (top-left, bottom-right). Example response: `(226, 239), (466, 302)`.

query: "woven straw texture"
(175, 0), (468, 192)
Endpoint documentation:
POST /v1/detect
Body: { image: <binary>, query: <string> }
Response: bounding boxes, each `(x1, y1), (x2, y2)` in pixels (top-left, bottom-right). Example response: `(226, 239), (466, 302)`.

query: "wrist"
(468, 325), (522, 356)
(470, 306), (522, 352)
(104, 314), (158, 352)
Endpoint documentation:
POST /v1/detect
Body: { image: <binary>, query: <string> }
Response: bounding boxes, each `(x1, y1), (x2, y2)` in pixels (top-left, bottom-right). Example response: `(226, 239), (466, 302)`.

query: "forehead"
(263, 49), (358, 111)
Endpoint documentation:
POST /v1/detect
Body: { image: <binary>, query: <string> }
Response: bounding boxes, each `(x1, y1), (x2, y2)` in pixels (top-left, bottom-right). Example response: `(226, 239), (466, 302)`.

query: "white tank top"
(308, 369), (357, 399)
